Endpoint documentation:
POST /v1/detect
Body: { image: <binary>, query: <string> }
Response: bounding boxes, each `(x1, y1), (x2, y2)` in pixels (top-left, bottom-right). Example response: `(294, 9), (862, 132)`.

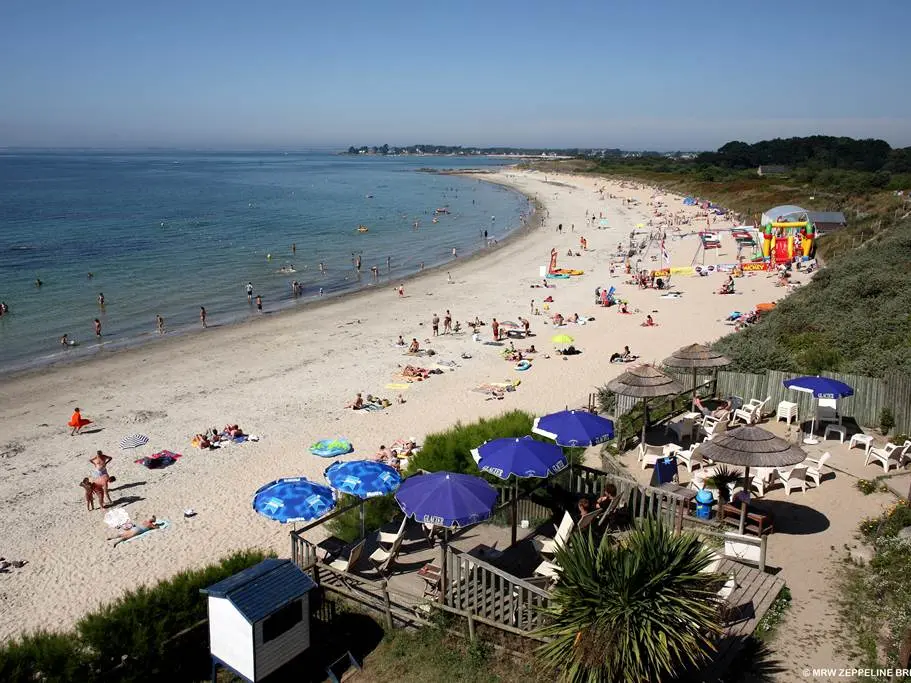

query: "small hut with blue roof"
(201, 558), (317, 682)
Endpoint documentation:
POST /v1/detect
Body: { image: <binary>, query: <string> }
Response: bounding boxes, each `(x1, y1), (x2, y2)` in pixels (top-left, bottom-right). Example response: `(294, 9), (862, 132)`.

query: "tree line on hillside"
(697, 136), (911, 173)
(584, 136), (911, 193)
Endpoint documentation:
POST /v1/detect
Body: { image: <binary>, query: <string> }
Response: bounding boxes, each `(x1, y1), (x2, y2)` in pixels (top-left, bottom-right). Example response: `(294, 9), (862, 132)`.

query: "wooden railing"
(444, 546), (550, 636)
(554, 464), (692, 532)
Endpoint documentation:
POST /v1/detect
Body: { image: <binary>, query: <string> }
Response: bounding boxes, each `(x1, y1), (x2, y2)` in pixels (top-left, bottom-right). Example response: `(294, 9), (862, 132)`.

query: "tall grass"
(0, 549), (270, 683)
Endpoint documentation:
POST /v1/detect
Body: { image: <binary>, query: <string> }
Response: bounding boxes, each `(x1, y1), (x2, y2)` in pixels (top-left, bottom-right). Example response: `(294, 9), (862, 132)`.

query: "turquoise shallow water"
(0, 152), (529, 373)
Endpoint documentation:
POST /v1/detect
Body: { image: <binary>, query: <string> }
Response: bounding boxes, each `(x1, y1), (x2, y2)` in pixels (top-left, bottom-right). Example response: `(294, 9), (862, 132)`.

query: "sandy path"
(0, 168), (784, 639)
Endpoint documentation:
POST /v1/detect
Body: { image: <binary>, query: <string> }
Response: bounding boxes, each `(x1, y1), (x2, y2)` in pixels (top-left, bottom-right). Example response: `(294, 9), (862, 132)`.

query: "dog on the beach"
(80, 477), (106, 510)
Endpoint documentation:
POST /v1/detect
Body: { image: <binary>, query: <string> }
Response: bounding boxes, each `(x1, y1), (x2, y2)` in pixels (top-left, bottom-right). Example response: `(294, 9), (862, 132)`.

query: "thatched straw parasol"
(662, 343), (731, 410)
(698, 425), (806, 534)
(606, 364), (684, 445)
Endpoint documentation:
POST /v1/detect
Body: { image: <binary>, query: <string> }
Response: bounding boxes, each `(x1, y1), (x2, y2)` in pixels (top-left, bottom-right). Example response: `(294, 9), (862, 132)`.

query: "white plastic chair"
(638, 443), (664, 470)
(676, 442), (705, 473)
(749, 467), (778, 497)
(733, 396), (770, 426)
(778, 467), (808, 495)
(702, 416), (730, 440)
(805, 452), (831, 487)
(865, 441), (910, 473)
(541, 511), (575, 556)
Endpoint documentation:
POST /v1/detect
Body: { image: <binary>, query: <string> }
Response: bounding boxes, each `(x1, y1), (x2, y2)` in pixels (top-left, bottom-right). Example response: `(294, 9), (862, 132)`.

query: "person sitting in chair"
(694, 396), (730, 419)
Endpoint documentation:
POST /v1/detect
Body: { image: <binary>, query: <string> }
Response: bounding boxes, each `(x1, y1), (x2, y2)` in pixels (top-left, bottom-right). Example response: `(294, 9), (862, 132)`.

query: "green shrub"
(880, 407), (896, 435)
(406, 410), (538, 475)
(0, 550), (269, 683)
(0, 631), (89, 683)
(856, 479), (878, 495)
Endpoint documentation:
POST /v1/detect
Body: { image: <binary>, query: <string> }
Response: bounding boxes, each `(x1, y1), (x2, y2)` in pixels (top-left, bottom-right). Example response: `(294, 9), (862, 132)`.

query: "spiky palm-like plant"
(536, 519), (723, 683)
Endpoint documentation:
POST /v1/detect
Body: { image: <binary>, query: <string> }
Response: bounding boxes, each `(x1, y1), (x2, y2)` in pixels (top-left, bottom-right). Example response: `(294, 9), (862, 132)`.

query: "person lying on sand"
(524, 345), (537, 353)
(345, 393), (364, 409)
(107, 517), (163, 547)
(224, 424), (245, 438)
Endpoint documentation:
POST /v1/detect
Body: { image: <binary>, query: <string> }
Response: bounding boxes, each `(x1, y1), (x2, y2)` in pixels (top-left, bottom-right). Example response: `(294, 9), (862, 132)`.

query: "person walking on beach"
(68, 407), (92, 435)
(447, 272), (452, 284)
(491, 318), (500, 341)
(93, 318), (102, 337)
(431, 313), (440, 336)
(246, 282), (254, 301)
(530, 299), (535, 315)
(398, 284), (405, 297)
(156, 314), (165, 335)
(200, 307), (207, 328)
(451, 247), (457, 258)
(255, 295), (263, 312)
(444, 310), (452, 334)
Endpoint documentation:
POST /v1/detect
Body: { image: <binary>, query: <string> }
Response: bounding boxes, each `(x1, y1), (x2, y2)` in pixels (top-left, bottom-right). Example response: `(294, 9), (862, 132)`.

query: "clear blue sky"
(2, 0), (909, 150)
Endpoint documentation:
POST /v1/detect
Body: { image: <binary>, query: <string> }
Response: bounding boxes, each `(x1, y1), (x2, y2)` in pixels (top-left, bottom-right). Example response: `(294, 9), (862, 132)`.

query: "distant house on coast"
(757, 165), (789, 176)
(808, 211), (847, 233)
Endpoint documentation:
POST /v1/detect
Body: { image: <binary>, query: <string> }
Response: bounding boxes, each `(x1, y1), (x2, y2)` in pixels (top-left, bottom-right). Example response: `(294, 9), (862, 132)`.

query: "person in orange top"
(68, 407), (92, 436)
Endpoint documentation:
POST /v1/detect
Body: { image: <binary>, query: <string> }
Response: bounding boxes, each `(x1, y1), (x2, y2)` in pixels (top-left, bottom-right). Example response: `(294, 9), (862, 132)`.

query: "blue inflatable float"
(515, 360), (532, 371)
(309, 438), (354, 458)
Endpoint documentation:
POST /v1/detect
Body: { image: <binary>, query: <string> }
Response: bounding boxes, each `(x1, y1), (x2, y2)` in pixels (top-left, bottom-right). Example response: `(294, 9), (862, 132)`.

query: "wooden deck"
(290, 464), (787, 679)
(703, 558), (786, 680)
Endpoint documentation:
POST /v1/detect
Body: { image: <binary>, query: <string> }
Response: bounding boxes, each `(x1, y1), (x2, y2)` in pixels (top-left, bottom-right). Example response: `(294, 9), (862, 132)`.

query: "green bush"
(880, 407), (896, 435)
(0, 631), (89, 683)
(406, 410), (538, 475)
(0, 550), (270, 683)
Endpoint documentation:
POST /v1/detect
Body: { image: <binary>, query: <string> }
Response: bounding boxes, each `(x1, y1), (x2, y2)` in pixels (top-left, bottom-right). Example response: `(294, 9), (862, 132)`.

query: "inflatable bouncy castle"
(759, 205), (816, 262)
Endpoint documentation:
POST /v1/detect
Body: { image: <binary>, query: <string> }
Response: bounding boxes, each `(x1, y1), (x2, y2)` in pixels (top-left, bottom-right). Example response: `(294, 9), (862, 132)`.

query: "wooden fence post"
(468, 614), (476, 643)
(759, 534), (768, 573)
(382, 580), (394, 630)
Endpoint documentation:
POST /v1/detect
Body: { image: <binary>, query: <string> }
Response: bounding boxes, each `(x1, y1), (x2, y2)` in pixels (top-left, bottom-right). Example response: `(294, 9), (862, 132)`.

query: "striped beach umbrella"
(119, 434), (149, 449)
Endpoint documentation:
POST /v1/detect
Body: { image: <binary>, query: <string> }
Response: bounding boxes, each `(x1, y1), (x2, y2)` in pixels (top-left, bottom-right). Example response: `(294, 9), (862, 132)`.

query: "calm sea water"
(0, 152), (529, 373)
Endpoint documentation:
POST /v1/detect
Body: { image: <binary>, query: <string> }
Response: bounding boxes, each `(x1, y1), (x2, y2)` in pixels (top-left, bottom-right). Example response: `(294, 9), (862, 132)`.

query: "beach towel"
(119, 520), (170, 545)
(310, 439), (353, 458)
(386, 383), (410, 390)
(360, 403), (385, 412)
(135, 450), (181, 469)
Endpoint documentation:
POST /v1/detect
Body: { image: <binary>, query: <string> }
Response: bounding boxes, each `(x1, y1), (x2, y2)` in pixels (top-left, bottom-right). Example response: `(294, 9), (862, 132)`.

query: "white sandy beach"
(0, 168), (889, 679)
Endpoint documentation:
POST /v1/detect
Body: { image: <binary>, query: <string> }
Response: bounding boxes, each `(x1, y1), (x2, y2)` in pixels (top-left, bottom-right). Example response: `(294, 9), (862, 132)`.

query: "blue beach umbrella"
(325, 460), (402, 499)
(783, 376), (854, 443)
(471, 436), (567, 480)
(252, 477), (335, 524)
(782, 376), (854, 399)
(532, 410), (615, 447)
(395, 471), (498, 529)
